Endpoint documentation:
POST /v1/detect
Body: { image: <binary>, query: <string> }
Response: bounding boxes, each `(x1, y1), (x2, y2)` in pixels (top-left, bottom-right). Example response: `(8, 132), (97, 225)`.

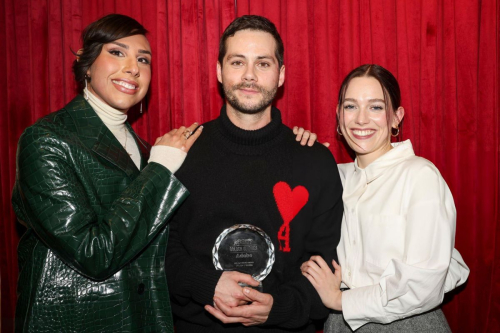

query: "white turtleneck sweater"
(85, 88), (186, 173)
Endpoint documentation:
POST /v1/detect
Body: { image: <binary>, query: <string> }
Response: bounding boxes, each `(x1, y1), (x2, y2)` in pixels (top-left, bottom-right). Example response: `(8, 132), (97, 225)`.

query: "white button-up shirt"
(337, 140), (469, 330)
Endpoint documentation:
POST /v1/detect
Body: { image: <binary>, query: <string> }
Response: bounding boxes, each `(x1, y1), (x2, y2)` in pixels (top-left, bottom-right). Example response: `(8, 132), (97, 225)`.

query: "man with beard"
(166, 15), (343, 333)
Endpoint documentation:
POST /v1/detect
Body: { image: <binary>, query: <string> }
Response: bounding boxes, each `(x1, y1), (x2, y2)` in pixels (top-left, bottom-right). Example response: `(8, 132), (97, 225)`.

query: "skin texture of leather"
(11, 95), (188, 333)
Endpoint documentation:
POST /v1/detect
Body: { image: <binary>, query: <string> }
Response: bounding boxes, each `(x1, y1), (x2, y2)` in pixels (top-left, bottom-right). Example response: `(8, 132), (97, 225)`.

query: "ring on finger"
(183, 130), (192, 139)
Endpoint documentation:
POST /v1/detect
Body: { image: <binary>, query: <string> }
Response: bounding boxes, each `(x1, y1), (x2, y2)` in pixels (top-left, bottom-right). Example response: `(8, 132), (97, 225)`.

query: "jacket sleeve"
(265, 146), (344, 328)
(11, 125), (189, 281)
(342, 165), (469, 330)
(165, 219), (223, 308)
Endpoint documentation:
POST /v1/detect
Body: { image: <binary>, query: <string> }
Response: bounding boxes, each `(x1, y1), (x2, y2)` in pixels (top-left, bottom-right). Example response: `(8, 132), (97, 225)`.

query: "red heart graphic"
(273, 181), (309, 224)
(273, 182), (309, 252)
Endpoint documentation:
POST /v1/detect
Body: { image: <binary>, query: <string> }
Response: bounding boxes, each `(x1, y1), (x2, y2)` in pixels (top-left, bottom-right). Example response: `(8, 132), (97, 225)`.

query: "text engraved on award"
(213, 224), (275, 284)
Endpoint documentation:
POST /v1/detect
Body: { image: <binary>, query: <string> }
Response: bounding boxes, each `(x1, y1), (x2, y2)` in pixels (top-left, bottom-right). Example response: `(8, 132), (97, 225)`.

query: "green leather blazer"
(12, 96), (188, 332)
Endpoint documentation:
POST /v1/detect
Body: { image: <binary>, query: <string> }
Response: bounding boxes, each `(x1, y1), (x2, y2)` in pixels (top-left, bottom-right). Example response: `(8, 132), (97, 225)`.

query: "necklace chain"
(123, 128), (132, 156)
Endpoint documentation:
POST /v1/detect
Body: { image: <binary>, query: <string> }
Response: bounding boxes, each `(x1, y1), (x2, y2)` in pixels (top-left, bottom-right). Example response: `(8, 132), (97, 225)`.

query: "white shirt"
(337, 140), (469, 330)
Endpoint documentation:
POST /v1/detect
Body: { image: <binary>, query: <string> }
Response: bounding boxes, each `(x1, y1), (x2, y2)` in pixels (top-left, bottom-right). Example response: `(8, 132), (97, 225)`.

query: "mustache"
(232, 82), (264, 92)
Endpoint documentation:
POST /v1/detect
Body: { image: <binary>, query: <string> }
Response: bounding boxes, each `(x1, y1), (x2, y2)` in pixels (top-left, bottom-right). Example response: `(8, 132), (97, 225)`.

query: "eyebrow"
(226, 54), (247, 62)
(226, 54), (276, 62)
(257, 55), (276, 63)
(344, 98), (385, 103)
(111, 41), (152, 55)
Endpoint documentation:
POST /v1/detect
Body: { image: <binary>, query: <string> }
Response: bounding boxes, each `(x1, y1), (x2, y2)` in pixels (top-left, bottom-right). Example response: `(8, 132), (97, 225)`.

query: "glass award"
(212, 224), (275, 291)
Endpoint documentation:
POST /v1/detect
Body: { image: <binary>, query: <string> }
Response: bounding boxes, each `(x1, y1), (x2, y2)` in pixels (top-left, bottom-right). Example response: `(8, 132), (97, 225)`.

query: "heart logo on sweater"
(273, 181), (309, 252)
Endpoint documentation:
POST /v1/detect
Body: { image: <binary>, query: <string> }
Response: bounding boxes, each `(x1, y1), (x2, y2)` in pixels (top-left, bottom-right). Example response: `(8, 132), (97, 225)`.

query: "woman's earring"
(140, 101), (143, 114)
(337, 125), (343, 136)
(391, 127), (400, 137)
(84, 80), (89, 100)
(84, 74), (90, 100)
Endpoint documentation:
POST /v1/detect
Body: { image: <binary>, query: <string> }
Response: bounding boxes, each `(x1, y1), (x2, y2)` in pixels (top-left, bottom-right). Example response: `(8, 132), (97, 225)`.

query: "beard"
(223, 82), (278, 114)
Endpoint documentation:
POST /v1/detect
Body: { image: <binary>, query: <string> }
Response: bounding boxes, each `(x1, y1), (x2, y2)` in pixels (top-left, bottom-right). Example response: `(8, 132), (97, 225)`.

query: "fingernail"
(244, 288), (250, 294)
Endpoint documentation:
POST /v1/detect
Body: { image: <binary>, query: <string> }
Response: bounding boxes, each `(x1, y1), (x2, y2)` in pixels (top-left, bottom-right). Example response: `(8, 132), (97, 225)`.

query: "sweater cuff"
(264, 291), (292, 326)
(149, 146), (187, 174)
(185, 265), (223, 305)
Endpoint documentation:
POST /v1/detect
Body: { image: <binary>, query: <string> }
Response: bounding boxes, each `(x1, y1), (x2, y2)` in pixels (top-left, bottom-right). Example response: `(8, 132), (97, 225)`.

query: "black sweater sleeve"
(166, 216), (223, 308)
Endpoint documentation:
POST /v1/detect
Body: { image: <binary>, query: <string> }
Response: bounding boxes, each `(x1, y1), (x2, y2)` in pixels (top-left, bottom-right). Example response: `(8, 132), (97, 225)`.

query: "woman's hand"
(301, 256), (342, 310)
(154, 122), (202, 152)
(292, 126), (330, 147)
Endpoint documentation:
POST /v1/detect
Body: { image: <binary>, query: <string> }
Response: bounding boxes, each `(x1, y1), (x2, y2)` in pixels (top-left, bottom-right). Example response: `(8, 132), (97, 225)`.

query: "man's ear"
(217, 61), (222, 84)
(278, 65), (285, 87)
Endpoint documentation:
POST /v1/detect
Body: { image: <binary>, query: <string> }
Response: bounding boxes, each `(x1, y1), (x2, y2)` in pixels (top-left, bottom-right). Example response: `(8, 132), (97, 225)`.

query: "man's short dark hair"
(218, 15), (284, 68)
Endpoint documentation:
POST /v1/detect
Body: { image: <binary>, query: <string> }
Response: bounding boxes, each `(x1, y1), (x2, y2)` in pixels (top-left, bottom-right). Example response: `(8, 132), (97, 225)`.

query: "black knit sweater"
(166, 106), (343, 333)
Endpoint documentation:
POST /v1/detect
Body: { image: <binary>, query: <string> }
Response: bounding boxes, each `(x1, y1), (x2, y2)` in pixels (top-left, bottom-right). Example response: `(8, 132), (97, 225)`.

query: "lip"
(238, 88), (260, 94)
(112, 79), (139, 95)
(350, 128), (376, 140)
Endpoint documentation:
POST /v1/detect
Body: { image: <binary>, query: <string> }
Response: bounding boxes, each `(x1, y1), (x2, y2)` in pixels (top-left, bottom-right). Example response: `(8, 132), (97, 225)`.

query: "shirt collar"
(353, 140), (415, 183)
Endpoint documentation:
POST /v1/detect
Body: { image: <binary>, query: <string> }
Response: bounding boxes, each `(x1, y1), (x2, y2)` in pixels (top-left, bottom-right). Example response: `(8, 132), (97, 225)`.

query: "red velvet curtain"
(1, 0), (498, 332)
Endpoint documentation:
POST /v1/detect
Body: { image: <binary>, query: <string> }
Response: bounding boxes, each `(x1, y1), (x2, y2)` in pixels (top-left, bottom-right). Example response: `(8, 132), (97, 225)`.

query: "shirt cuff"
(342, 285), (389, 330)
(148, 145), (187, 174)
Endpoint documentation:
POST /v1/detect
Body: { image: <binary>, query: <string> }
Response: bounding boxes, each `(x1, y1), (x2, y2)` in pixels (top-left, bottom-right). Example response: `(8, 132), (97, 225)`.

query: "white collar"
(85, 87), (127, 129)
(352, 140), (415, 183)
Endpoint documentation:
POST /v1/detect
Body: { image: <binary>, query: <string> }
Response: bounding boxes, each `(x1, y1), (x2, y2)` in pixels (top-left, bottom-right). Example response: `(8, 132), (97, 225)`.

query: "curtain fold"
(1, 0), (498, 331)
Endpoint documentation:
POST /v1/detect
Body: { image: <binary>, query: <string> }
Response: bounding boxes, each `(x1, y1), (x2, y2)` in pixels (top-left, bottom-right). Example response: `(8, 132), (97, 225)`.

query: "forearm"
(265, 269), (329, 328)
(165, 226), (222, 306)
(342, 260), (449, 330)
(12, 130), (189, 279)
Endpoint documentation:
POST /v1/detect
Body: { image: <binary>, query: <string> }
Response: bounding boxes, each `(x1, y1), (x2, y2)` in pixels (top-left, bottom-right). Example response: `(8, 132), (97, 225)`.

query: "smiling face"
(86, 34), (152, 113)
(217, 29), (285, 116)
(338, 76), (404, 168)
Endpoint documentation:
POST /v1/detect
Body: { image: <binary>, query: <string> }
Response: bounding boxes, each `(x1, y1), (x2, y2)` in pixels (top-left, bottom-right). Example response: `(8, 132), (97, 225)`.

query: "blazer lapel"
(66, 95), (140, 177)
(126, 122), (151, 170)
(93, 128), (139, 177)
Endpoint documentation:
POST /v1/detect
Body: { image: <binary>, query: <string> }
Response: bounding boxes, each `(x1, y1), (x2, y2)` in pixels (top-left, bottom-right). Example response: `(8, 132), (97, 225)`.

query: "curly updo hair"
(73, 14), (147, 89)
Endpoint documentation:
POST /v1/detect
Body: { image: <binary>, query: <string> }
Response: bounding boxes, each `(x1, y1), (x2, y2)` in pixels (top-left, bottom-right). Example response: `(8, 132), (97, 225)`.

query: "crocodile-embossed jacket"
(12, 95), (188, 333)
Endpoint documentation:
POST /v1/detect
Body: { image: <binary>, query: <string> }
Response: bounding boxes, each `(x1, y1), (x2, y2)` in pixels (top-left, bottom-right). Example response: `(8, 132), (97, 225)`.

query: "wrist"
(328, 290), (342, 311)
(337, 290), (343, 311)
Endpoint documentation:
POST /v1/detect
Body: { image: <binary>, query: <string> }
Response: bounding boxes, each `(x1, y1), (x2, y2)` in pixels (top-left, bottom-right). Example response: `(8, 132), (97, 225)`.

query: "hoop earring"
(337, 125), (343, 136)
(84, 75), (90, 100)
(391, 127), (400, 137)
(140, 101), (143, 113)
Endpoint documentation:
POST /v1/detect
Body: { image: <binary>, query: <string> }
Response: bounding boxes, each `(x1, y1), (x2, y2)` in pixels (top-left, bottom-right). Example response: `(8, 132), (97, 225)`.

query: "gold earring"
(391, 127), (399, 137)
(337, 125), (343, 136)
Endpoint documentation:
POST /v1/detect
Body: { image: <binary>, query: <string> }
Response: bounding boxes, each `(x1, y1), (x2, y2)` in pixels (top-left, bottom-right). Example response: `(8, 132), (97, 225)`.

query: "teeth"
(352, 130), (375, 136)
(112, 80), (137, 89)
